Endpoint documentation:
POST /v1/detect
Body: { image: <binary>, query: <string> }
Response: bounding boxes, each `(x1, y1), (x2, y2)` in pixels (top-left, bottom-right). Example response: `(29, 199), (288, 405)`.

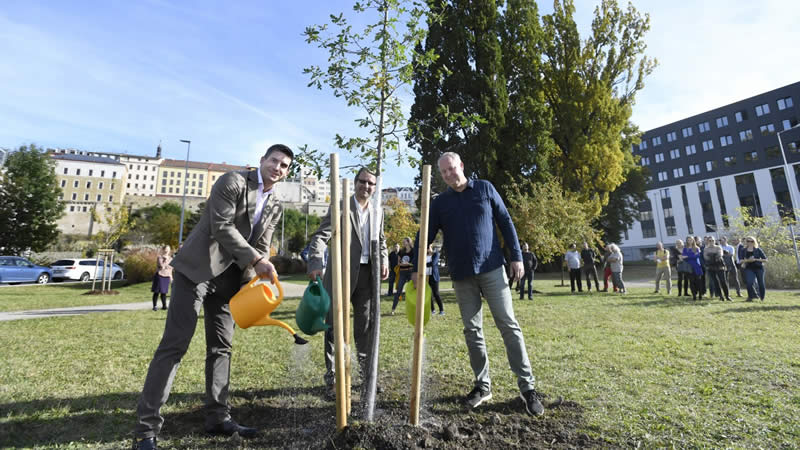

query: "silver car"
(50, 259), (124, 282)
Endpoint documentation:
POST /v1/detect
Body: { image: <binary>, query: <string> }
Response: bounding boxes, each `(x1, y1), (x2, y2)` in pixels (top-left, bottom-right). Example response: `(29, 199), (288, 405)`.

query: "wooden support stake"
(329, 154), (347, 430)
(342, 178), (352, 415)
(409, 165), (432, 426)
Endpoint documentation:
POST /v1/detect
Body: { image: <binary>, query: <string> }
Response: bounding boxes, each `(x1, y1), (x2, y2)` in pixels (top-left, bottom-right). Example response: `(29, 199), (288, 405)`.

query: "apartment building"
(621, 81), (800, 260)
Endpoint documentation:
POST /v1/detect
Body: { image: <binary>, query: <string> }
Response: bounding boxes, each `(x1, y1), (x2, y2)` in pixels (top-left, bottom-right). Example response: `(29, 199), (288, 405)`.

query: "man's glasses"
(357, 179), (376, 187)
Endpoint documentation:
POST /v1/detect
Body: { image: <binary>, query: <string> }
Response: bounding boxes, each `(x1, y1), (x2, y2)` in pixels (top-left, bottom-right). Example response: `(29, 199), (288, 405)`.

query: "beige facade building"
(51, 153), (127, 235)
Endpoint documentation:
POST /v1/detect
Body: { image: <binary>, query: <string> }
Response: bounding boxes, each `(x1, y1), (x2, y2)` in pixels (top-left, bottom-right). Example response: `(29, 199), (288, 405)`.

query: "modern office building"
(620, 81), (800, 260)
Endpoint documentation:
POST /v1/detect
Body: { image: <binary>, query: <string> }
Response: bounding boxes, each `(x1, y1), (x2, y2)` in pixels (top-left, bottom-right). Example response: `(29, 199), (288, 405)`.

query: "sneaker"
(465, 386), (492, 409)
(390, 310), (395, 316)
(439, 311), (445, 316)
(152, 307), (158, 311)
(520, 389), (544, 416)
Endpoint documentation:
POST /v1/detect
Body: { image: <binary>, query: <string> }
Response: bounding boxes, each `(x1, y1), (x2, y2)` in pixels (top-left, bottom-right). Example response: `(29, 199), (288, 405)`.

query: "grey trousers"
(452, 266), (536, 393)
(324, 264), (374, 385)
(134, 266), (240, 438)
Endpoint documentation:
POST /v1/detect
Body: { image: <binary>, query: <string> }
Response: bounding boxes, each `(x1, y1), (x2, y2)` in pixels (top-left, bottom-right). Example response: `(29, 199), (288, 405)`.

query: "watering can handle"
(247, 274), (284, 301)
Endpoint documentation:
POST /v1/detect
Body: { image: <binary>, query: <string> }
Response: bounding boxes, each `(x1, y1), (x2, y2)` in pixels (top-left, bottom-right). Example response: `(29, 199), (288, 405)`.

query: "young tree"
(383, 196), (418, 247)
(540, 0), (656, 214)
(302, 0), (438, 419)
(91, 204), (131, 251)
(0, 144), (63, 254)
(506, 178), (601, 264)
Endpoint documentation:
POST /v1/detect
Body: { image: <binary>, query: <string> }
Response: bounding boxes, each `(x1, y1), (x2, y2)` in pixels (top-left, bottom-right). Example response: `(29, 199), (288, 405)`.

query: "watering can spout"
(230, 276), (307, 345)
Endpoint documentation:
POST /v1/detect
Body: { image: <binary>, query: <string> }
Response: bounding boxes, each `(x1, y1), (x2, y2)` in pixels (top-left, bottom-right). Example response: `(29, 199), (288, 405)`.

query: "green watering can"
(405, 280), (431, 326)
(296, 276), (331, 335)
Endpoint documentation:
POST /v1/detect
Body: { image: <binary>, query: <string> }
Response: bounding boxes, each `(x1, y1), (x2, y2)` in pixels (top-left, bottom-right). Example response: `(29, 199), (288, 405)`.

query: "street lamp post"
(777, 123), (800, 272)
(178, 139), (191, 245)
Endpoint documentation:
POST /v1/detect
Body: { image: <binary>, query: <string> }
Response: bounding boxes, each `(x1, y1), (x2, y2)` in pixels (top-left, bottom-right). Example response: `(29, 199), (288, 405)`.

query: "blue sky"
(2, 1), (799, 187)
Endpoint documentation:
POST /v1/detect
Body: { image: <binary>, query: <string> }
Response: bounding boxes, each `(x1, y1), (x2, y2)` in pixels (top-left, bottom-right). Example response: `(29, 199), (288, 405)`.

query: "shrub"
(269, 255), (306, 275)
(123, 247), (159, 285)
(763, 254), (800, 290)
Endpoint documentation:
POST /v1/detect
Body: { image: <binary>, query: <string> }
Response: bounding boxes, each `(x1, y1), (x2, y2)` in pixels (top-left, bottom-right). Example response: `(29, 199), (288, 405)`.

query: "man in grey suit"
(307, 167), (388, 397)
(133, 145), (293, 450)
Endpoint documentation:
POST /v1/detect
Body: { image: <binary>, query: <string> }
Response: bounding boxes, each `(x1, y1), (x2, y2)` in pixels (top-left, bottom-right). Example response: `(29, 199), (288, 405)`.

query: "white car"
(50, 258), (125, 282)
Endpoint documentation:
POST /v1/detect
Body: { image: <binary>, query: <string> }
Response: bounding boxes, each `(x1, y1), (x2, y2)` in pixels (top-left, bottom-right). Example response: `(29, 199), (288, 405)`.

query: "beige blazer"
(307, 197), (388, 296)
(171, 169), (281, 284)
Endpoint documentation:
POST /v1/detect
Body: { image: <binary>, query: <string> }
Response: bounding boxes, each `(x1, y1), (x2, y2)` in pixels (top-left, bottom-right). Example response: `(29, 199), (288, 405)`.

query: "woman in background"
(151, 245), (172, 311)
(426, 244), (444, 315)
(681, 237), (704, 300)
(391, 237), (414, 315)
(606, 244), (625, 294)
(741, 236), (768, 302)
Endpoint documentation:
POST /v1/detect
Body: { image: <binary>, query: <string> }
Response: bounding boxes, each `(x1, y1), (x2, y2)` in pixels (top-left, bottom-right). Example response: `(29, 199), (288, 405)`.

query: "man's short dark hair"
(354, 167), (376, 181)
(264, 144), (294, 161)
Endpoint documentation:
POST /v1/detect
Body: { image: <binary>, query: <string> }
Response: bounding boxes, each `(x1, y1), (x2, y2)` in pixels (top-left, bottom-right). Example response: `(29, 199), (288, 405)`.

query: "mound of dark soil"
(82, 290), (120, 295)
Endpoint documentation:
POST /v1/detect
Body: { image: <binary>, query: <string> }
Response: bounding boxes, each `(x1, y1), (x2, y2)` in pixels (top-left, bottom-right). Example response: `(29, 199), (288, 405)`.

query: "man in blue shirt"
(413, 152), (544, 416)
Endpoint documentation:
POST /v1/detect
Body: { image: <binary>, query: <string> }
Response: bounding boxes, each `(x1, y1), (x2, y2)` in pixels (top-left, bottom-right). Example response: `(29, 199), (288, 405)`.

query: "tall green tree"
(540, 0), (656, 214)
(594, 121), (648, 243)
(0, 144), (63, 254)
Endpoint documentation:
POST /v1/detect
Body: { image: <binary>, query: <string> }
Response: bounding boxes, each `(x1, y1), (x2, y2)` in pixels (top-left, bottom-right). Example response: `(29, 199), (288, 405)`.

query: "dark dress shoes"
(205, 420), (260, 438)
(133, 437), (156, 450)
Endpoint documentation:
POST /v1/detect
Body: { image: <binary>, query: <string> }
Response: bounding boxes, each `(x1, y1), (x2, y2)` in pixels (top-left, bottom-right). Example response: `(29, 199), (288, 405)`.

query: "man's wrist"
(252, 255), (264, 266)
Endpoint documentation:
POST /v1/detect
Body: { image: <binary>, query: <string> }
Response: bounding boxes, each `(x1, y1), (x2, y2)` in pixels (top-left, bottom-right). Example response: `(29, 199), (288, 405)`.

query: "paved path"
(0, 282), (308, 322)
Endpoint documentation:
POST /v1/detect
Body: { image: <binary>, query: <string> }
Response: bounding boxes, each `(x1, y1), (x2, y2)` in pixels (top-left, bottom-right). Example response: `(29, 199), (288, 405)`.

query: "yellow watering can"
(230, 275), (308, 345)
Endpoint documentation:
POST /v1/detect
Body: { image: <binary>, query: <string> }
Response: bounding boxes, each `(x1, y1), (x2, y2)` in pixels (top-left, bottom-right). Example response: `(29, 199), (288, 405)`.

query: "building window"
(697, 181), (710, 192)
(739, 129), (753, 142)
(193, 173), (198, 179)
(73, 180), (79, 188)
(162, 179), (167, 185)
(88, 169), (93, 176)
(127, 183), (131, 188)
(96, 194), (102, 202)
(99, 182), (104, 189)
(652, 136), (662, 146)
(755, 103), (770, 116)
(642, 228), (656, 239)
(639, 140), (648, 150)
(765, 145), (780, 159)
(744, 151), (759, 162)
(86, 181), (91, 188)
(720, 135), (733, 147)
(110, 183), (115, 190)
(63, 168), (68, 175)
(673, 168), (684, 178)
(71, 193), (77, 200)
(640, 157), (650, 166)
(639, 210), (653, 221)
(666, 131), (676, 142)
(702, 140), (714, 151)
(783, 118), (800, 130)
(670, 148), (680, 159)
(163, 172), (168, 177)
(706, 161), (715, 172)
(689, 164), (701, 175)
(760, 123), (776, 135)
(84, 193), (89, 201)
(198, 182), (203, 188)
(777, 96), (793, 110)
(715, 116), (728, 128)
(661, 188), (670, 198)
(685, 145), (697, 156)
(76, 169), (81, 176)
(161, 187), (166, 193)
(698, 121), (711, 132)
(655, 153), (664, 163)
(82, 206), (88, 212)
(681, 126), (693, 138)
(177, 172), (181, 178)
(112, 171), (116, 178)
(199, 174), (204, 180)
(735, 110), (747, 123)
(724, 156), (737, 166)
(60, 180), (66, 188)
(69, 206), (75, 212)
(169, 179), (173, 185)
(101, 170), (105, 177)
(658, 171), (668, 181)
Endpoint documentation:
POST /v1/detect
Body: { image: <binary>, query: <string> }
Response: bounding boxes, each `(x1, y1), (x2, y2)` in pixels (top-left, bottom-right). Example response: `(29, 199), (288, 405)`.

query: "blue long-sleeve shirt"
(414, 179), (522, 281)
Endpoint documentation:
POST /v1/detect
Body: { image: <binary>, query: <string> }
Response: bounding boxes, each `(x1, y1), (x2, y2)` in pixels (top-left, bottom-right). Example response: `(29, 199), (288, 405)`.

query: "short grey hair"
(437, 152), (462, 166)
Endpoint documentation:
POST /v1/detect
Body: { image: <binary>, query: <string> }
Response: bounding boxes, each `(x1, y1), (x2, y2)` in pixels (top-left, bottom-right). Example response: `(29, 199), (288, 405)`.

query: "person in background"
(723, 237), (742, 297)
(741, 236), (768, 302)
(387, 243), (400, 297)
(653, 242), (671, 295)
(426, 244), (444, 315)
(674, 240), (690, 296)
(606, 244), (625, 294)
(698, 235), (714, 298)
(703, 236), (731, 301)
(519, 242), (537, 300)
(580, 242), (600, 292)
(151, 245), (173, 311)
(391, 237), (414, 315)
(565, 243), (583, 293)
(681, 237), (704, 300)
(602, 244), (617, 292)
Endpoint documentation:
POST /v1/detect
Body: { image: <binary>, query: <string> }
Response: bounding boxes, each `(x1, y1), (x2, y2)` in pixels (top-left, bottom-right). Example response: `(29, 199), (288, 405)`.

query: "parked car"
(50, 259), (125, 282)
(0, 256), (53, 284)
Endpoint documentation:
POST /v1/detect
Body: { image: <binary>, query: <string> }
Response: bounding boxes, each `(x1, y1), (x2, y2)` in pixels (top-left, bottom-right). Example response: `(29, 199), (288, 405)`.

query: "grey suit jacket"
(307, 197), (388, 296)
(171, 169), (282, 284)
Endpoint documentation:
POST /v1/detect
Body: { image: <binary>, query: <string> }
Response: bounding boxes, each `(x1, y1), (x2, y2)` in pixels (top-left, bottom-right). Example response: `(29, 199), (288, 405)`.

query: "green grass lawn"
(0, 281), (142, 312)
(1, 284), (798, 448)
